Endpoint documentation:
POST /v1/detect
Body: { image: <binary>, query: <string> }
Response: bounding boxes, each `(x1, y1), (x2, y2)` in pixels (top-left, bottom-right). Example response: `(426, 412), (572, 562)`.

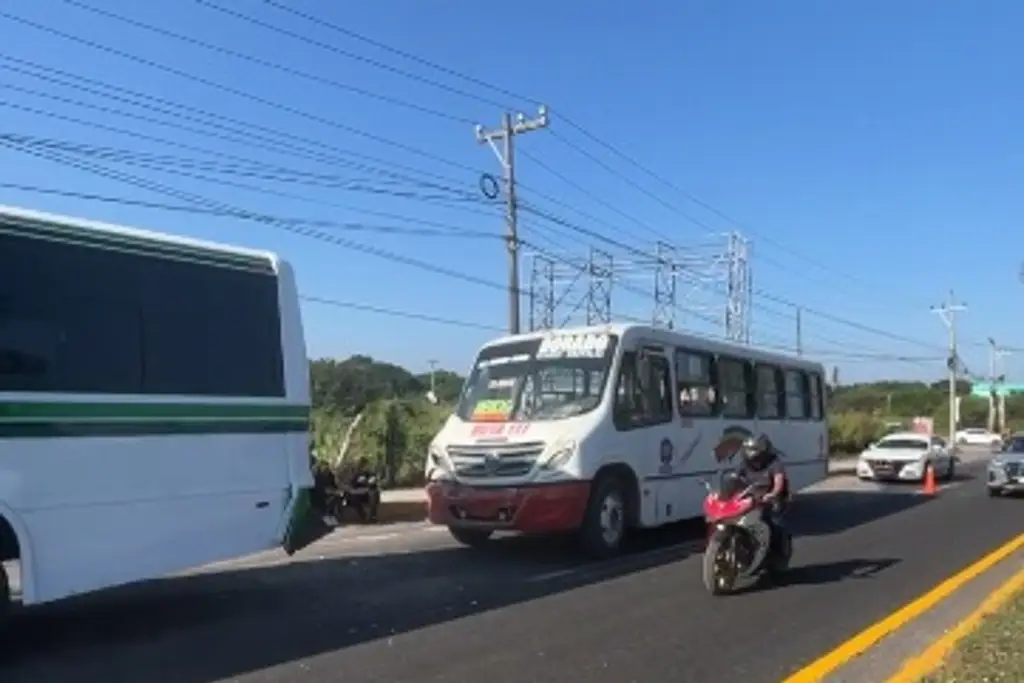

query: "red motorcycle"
(700, 471), (791, 595)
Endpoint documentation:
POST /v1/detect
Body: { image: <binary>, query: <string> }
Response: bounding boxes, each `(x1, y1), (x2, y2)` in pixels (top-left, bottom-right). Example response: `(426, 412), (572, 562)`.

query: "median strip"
(886, 562), (1024, 682)
(781, 532), (1024, 683)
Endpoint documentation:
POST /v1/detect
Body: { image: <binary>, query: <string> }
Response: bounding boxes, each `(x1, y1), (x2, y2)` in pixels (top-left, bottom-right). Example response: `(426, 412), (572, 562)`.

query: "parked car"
(955, 427), (1002, 448)
(857, 432), (956, 483)
(987, 433), (1024, 497)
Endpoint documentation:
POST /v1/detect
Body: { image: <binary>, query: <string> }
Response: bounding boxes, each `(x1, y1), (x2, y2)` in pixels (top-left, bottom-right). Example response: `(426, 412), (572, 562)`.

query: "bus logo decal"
(484, 450), (502, 475)
(713, 425), (752, 463)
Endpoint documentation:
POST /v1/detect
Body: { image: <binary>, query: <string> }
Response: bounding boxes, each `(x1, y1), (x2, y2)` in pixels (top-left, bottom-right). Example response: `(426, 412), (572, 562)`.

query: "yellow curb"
(885, 562), (1024, 682)
(781, 532), (1024, 683)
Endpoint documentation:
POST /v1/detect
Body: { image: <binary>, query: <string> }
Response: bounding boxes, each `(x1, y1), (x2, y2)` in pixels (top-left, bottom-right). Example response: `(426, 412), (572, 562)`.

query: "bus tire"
(579, 474), (628, 559)
(448, 526), (493, 547)
(0, 562), (10, 629)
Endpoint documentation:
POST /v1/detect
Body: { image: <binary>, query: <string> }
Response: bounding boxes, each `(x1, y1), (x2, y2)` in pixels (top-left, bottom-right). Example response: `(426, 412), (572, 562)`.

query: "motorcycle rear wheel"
(702, 534), (739, 596)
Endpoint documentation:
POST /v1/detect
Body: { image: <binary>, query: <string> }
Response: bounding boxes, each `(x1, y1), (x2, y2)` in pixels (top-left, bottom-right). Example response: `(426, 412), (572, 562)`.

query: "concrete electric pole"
(987, 339), (1011, 434)
(932, 291), (966, 446)
(475, 106), (549, 335)
(795, 306), (803, 357)
(427, 359), (438, 395)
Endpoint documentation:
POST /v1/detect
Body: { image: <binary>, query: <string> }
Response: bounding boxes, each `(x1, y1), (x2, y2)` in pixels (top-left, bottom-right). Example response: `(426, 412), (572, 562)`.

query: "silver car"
(987, 433), (1024, 497)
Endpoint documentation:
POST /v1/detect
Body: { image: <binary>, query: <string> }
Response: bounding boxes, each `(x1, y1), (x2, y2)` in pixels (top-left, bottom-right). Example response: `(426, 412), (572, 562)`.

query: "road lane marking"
(526, 569), (577, 583)
(884, 562), (1024, 682)
(780, 531), (1024, 683)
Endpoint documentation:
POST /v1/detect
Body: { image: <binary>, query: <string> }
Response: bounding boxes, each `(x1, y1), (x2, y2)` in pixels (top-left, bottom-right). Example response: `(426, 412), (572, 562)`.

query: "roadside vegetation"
(309, 356), (1024, 488)
(921, 586), (1024, 682)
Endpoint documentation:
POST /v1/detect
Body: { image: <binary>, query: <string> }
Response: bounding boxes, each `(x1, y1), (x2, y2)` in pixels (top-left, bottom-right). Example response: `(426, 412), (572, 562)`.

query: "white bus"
(425, 323), (828, 557)
(0, 206), (314, 619)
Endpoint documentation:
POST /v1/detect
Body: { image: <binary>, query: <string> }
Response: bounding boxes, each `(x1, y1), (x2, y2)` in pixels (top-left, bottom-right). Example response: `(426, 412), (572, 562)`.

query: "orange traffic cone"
(922, 463), (938, 496)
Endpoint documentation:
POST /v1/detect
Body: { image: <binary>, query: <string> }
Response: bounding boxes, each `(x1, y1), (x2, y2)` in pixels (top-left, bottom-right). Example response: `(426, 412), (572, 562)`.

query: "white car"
(857, 432), (956, 482)
(955, 427), (1002, 448)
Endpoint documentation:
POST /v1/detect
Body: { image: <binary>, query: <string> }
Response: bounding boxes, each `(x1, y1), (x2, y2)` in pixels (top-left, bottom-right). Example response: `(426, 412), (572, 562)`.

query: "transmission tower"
(652, 241), (678, 329)
(725, 232), (751, 343)
(528, 253), (556, 331)
(585, 247), (614, 325)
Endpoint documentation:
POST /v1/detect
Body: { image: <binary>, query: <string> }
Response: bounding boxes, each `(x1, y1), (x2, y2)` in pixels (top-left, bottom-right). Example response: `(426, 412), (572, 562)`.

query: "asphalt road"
(3, 453), (1021, 683)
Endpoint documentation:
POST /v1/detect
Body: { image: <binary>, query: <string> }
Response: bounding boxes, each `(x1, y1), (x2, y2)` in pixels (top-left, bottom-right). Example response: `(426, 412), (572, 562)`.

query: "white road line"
(347, 533), (400, 543)
(525, 569), (577, 583)
(524, 541), (703, 584)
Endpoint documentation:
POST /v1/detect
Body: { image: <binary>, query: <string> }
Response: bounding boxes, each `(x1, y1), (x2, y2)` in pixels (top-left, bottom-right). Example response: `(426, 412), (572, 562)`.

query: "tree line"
(309, 356), (1024, 487)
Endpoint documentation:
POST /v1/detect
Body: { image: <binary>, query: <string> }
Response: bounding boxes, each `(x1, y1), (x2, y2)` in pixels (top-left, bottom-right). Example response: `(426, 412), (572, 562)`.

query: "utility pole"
(987, 339), (998, 433)
(932, 291), (966, 446)
(998, 348), (1011, 434)
(988, 338), (1011, 434)
(475, 106), (549, 335)
(427, 359), (438, 396)
(795, 306), (803, 356)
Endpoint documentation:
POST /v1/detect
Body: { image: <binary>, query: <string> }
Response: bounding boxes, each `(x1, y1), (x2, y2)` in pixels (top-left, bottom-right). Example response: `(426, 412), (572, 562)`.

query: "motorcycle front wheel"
(702, 531), (740, 596)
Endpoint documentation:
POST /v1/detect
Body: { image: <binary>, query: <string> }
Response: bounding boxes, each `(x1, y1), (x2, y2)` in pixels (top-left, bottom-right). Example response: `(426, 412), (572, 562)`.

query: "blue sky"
(1, 0), (1021, 383)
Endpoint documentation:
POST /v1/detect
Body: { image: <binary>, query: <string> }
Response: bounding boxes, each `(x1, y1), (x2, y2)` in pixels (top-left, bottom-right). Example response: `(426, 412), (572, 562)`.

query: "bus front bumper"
(425, 480), (590, 533)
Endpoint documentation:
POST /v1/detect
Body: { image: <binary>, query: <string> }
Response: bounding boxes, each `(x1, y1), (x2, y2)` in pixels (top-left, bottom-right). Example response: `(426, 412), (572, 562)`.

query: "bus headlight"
(539, 439), (577, 470)
(428, 446), (454, 479)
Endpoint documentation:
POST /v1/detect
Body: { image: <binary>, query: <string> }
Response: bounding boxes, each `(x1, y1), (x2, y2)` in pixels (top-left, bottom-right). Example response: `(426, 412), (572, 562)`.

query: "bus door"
(613, 341), (681, 525)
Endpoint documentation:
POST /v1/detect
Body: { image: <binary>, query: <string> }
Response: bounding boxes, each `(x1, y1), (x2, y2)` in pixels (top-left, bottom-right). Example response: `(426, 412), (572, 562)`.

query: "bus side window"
(785, 369), (809, 420)
(675, 348), (716, 417)
(613, 351), (642, 429)
(808, 372), (824, 421)
(613, 351), (673, 429)
(755, 363), (783, 419)
(646, 354), (674, 424)
(718, 357), (755, 419)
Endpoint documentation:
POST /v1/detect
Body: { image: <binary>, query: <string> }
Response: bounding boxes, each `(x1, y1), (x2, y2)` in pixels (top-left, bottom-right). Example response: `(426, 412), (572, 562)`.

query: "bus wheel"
(579, 475), (628, 559)
(0, 562), (10, 628)
(448, 527), (493, 547)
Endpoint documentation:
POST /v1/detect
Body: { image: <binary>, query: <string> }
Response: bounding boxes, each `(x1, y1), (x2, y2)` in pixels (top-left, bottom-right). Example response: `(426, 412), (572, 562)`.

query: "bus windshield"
(456, 332), (619, 422)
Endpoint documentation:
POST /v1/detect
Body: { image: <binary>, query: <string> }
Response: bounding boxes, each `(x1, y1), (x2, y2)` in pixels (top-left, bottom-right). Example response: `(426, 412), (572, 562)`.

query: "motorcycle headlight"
(539, 439), (578, 470)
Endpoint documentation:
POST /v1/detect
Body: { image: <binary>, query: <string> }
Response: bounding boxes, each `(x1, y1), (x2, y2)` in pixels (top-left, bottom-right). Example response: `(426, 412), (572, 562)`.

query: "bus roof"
(0, 204), (283, 274)
(479, 322), (824, 371)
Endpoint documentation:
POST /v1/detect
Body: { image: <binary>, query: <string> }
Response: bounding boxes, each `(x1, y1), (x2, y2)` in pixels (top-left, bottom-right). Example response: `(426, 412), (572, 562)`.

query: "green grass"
(922, 587), (1024, 682)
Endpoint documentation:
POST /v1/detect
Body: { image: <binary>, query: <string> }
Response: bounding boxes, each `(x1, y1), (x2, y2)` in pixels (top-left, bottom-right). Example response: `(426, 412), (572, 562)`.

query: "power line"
(0, 9), (480, 173)
(0, 179), (496, 240)
(200, 0), (514, 110)
(0, 12), (990, 355)
(2, 16), (897, 335)
(300, 296), (503, 332)
(224, 1), (927, 310)
(0, 57), (482, 195)
(2, 133), (497, 233)
(58, 0), (475, 125)
(0, 131), (484, 205)
(1, 141), (958, 370)
(0, 114), (944, 357)
(2, 140), (516, 292)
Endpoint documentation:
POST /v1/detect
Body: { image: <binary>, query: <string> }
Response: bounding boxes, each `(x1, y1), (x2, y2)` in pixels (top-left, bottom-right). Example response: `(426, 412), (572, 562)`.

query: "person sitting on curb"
(309, 452), (341, 527)
(343, 457), (381, 523)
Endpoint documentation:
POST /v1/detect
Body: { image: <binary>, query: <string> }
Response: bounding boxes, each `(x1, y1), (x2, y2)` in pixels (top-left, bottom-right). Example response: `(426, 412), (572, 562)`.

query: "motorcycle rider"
(736, 434), (790, 562)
